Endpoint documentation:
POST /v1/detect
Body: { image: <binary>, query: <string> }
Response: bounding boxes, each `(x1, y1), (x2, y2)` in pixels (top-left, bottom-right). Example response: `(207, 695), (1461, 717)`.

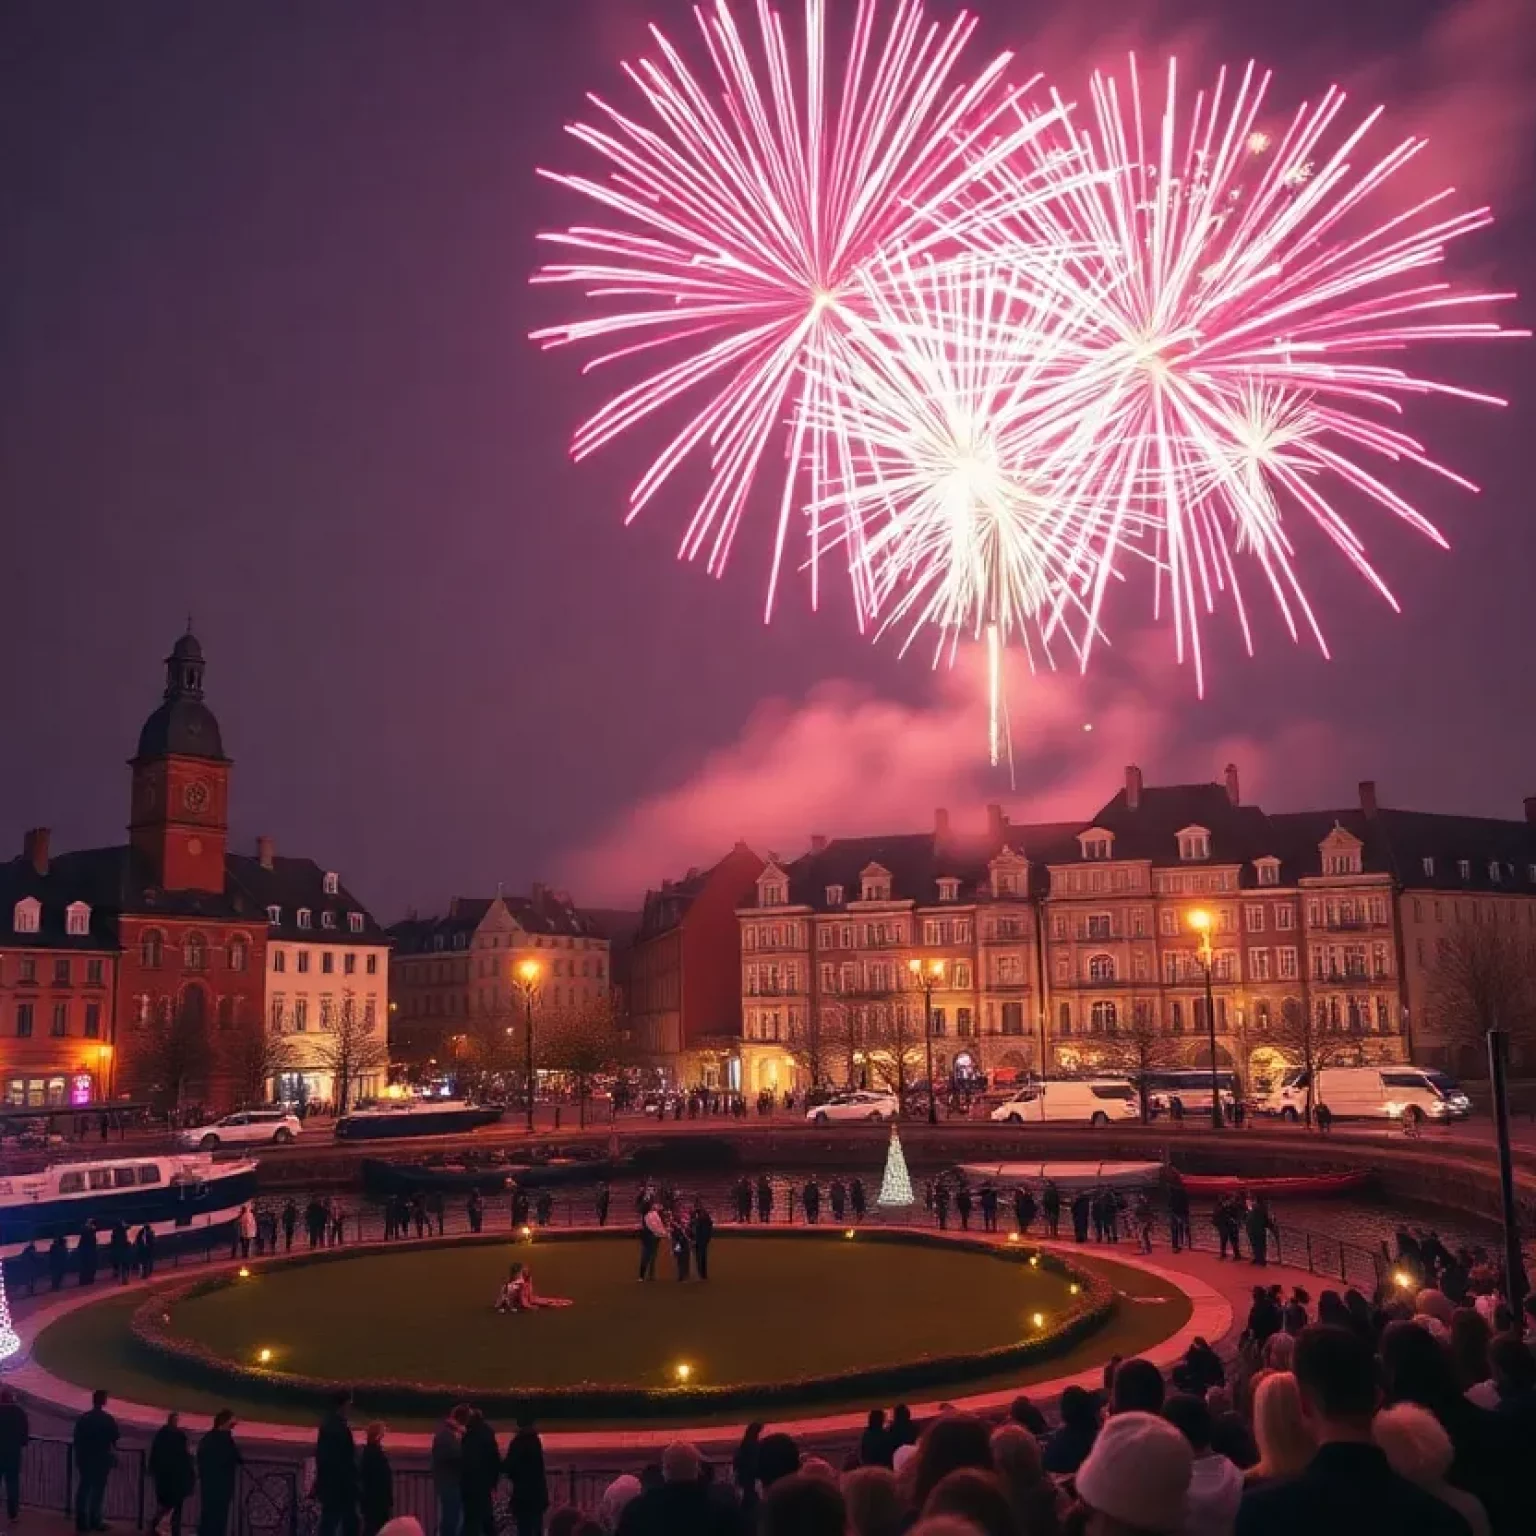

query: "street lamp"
(1188, 910), (1223, 1130)
(513, 959), (542, 1132)
(907, 957), (945, 1126)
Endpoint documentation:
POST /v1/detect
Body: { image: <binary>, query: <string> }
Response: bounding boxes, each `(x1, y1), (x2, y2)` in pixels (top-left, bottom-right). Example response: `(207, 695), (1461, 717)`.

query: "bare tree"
(458, 1003), (525, 1103)
(225, 1013), (295, 1108)
(141, 996), (213, 1114)
(1096, 1008), (1182, 1121)
(540, 997), (630, 1127)
(861, 1000), (928, 1107)
(1268, 995), (1371, 1125)
(785, 1000), (858, 1091)
(312, 992), (389, 1112)
(1426, 921), (1536, 1066)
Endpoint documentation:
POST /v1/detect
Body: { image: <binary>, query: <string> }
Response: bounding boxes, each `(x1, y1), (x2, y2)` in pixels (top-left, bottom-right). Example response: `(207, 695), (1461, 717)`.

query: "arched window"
(228, 935), (249, 972)
(141, 931), (164, 969)
(1057, 1001), (1072, 1036)
(184, 932), (207, 971)
(1087, 953), (1116, 983)
(1090, 1000), (1118, 1033)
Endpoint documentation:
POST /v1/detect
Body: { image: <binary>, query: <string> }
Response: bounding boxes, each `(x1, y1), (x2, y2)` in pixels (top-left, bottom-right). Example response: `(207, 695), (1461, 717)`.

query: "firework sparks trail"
(531, 0), (1080, 623)
(984, 56), (1525, 693)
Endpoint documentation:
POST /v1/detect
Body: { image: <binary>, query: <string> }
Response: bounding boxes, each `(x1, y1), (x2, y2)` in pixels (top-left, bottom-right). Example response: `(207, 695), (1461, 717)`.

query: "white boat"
(333, 1099), (505, 1141)
(955, 1160), (1164, 1192)
(0, 1153), (258, 1258)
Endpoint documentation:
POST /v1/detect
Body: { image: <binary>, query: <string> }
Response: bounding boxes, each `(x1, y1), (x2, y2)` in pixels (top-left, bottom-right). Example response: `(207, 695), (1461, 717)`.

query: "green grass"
(35, 1237), (1190, 1430)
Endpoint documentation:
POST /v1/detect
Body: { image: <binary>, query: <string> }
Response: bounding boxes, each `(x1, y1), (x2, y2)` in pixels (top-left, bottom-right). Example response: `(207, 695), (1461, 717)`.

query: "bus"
(1139, 1068), (1241, 1117)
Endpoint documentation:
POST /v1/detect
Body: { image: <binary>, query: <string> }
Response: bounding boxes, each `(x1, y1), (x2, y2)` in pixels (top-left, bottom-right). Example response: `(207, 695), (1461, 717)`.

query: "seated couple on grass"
(494, 1261), (572, 1312)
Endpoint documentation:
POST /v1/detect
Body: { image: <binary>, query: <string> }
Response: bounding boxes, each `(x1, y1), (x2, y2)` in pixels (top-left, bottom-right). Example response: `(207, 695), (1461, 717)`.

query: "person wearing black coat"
(72, 1390), (119, 1534)
(49, 1232), (70, 1290)
(136, 1225), (156, 1280)
(358, 1425), (393, 1536)
(857, 1409), (893, 1469)
(195, 1411), (242, 1536)
(503, 1418), (548, 1536)
(1070, 1192), (1091, 1243)
(458, 1411), (500, 1536)
(109, 1222), (131, 1284)
(313, 1391), (359, 1536)
(689, 1204), (714, 1281)
(0, 1388), (30, 1524)
(281, 1200), (298, 1252)
(1042, 1180), (1061, 1238)
(148, 1411), (195, 1536)
(78, 1222), (99, 1286)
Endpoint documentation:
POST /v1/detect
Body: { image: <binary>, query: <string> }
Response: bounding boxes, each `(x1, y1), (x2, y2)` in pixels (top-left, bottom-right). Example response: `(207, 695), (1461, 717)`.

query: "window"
(1324, 853), (1359, 876)
(1087, 953), (1116, 982)
(267, 905), (282, 925)
(937, 877), (960, 902)
(53, 957), (70, 986)
(229, 937), (247, 972)
(86, 958), (103, 986)
(952, 962), (971, 989)
(1001, 1001), (1024, 1035)
(293, 998), (308, 1032)
(1275, 906), (1294, 931)
(298, 908), (313, 930)
(320, 996), (334, 1030)
(1376, 997), (1391, 1033)
(1250, 949), (1271, 981)
(270, 997), (285, 1030)
(1277, 946), (1298, 980)
(184, 934), (206, 970)
(297, 951), (311, 974)
(50, 1003), (67, 1037)
(1133, 949), (1150, 981)
(322, 952), (335, 975)
(366, 954), (378, 976)
(348, 912), (364, 934)
(1131, 909), (1148, 937)
(1082, 836), (1111, 861)
(84, 1002), (100, 1039)
(861, 874), (891, 902)
(321, 911), (336, 929)
(66, 902), (90, 936)
(1159, 910), (1179, 937)
(1489, 861), (1502, 883)
(1372, 943), (1390, 978)
(1421, 857), (1435, 879)
(344, 952), (356, 976)
(1085, 913), (1112, 940)
(1178, 829), (1211, 861)
(12, 898), (39, 934)
(1057, 1002), (1072, 1036)
(956, 1007), (973, 1036)
(15, 1003), (33, 1038)
(18, 956), (35, 983)
(931, 1007), (947, 1037)
(1164, 952), (1181, 985)
(1245, 904), (1265, 933)
(323, 871), (339, 895)
(1256, 860), (1279, 886)
(1458, 860), (1470, 881)
(1090, 1000), (1118, 1032)
(140, 932), (163, 968)
(1170, 1001), (1184, 1034)
(761, 883), (786, 907)
(272, 950), (286, 974)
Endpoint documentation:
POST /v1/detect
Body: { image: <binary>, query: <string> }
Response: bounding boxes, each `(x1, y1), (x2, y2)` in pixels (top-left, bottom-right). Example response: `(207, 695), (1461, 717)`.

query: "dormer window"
(321, 911), (336, 929)
(1254, 857), (1280, 887)
(65, 902), (91, 937)
(1177, 827), (1211, 862)
(937, 877), (960, 902)
(323, 871), (339, 895)
(267, 905), (282, 925)
(1458, 859), (1471, 881)
(860, 864), (892, 903)
(1528, 864), (1536, 885)
(348, 912), (364, 933)
(762, 884), (786, 907)
(12, 898), (39, 935)
(1489, 861), (1503, 883)
(1320, 825), (1363, 877)
(825, 885), (844, 908)
(1422, 857), (1435, 879)
(1081, 836), (1111, 861)
(297, 908), (313, 930)
(432, 934), (445, 951)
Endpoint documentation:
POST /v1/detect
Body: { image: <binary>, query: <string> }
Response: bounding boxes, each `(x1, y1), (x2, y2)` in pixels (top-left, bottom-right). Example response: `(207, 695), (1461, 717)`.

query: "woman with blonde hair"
(1373, 1402), (1490, 1536)
(1261, 1332), (1295, 1372)
(1246, 1371), (1316, 1485)
(842, 1466), (906, 1536)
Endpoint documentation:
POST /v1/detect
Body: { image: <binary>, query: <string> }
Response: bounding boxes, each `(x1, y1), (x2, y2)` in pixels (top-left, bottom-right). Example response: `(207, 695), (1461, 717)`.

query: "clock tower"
(128, 628), (231, 893)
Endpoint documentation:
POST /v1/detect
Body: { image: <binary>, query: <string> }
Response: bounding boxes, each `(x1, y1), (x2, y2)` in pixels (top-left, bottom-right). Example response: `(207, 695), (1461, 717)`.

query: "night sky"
(2, 0), (1532, 917)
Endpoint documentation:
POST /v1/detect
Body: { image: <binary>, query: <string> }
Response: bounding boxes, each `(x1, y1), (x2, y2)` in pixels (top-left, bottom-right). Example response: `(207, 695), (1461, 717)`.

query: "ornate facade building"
(0, 630), (386, 1113)
(732, 767), (1536, 1094)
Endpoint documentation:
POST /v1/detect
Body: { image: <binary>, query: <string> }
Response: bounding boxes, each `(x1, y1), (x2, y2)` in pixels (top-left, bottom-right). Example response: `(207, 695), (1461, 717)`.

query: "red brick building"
(629, 843), (764, 1088)
(0, 631), (276, 1112)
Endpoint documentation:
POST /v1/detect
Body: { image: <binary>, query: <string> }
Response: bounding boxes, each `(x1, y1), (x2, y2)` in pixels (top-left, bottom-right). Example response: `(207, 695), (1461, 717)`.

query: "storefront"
(4, 1071), (97, 1109)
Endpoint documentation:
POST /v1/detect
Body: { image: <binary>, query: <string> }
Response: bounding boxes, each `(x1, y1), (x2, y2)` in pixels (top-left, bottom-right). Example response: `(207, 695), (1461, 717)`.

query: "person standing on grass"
(432, 1407), (469, 1536)
(73, 1389), (119, 1534)
(0, 1388), (30, 1529)
(669, 1213), (691, 1281)
(504, 1416), (549, 1536)
(359, 1424), (393, 1536)
(314, 1390), (360, 1536)
(195, 1411), (242, 1536)
(639, 1203), (665, 1281)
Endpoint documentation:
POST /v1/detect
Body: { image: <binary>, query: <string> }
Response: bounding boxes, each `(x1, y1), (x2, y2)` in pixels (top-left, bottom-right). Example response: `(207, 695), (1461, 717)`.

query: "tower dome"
(134, 626), (226, 761)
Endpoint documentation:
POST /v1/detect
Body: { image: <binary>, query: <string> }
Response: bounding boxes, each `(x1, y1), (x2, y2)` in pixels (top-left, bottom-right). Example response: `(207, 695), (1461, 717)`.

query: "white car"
(988, 1078), (1139, 1126)
(180, 1109), (302, 1150)
(807, 1090), (900, 1124)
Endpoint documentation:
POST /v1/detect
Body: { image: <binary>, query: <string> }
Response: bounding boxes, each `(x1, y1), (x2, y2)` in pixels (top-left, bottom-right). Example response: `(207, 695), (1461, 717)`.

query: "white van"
(989, 1078), (1139, 1126)
(1260, 1065), (1471, 1125)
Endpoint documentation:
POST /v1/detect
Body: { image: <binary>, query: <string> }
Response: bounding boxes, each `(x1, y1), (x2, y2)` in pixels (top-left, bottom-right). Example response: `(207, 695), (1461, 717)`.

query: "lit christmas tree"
(0, 1259), (19, 1362)
(877, 1125), (915, 1208)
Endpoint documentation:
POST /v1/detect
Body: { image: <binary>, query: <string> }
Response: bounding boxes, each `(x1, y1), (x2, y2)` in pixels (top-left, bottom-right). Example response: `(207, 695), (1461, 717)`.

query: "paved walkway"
(1, 1223), (1324, 1461)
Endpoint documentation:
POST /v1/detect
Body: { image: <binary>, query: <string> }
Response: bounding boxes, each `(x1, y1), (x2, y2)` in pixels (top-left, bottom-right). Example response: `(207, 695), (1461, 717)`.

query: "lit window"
(229, 937), (248, 972)
(937, 877), (960, 902)
(297, 908), (313, 930)
(12, 899), (39, 935)
(824, 885), (844, 907)
(66, 902), (91, 937)
(323, 872), (339, 896)
(1087, 954), (1116, 982)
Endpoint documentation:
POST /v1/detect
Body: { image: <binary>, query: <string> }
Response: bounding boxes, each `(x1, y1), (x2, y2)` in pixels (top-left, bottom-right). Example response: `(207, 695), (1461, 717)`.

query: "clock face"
(183, 780), (210, 814)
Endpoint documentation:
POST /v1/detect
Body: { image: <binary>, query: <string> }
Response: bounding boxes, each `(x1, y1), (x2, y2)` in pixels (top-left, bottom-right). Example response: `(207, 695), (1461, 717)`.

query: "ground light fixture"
(843, 1229), (855, 1239)
(1031, 1312), (1045, 1329)
(520, 1226), (533, 1240)
(1028, 1254), (1039, 1267)
(674, 1362), (693, 1384)
(237, 1267), (250, 1279)
(257, 1348), (273, 1365)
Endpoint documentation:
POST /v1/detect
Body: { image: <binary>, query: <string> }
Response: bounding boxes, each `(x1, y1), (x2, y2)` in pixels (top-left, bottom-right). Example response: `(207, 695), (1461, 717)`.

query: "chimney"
(1359, 780), (1379, 818)
(934, 808), (951, 842)
(1525, 796), (1536, 825)
(256, 835), (274, 871)
(987, 803), (1006, 842)
(810, 834), (827, 854)
(1224, 763), (1240, 807)
(23, 828), (49, 877)
(448, 896), (461, 918)
(1125, 765), (1143, 811)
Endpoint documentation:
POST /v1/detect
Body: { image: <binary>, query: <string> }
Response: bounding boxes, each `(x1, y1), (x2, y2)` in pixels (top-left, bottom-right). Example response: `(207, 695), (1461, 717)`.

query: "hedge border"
(126, 1228), (1115, 1421)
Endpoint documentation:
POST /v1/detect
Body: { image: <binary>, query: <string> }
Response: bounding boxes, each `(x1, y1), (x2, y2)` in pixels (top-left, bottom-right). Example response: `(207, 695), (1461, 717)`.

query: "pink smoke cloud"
(559, 642), (1340, 904)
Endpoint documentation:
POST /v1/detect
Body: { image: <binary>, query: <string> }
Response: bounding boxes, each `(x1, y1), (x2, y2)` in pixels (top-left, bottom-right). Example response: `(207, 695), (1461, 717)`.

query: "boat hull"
(955, 1161), (1164, 1192)
(333, 1106), (506, 1141)
(1172, 1171), (1373, 1199)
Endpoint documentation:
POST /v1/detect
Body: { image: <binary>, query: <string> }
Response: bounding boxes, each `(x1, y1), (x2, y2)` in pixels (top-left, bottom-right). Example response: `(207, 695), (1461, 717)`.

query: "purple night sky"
(1, 0), (1532, 918)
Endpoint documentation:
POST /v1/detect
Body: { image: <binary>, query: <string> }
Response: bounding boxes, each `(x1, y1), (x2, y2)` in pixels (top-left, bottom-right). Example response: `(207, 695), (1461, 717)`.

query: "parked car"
(807, 1090), (900, 1124)
(988, 1078), (1139, 1126)
(179, 1109), (302, 1150)
(1256, 1066), (1470, 1125)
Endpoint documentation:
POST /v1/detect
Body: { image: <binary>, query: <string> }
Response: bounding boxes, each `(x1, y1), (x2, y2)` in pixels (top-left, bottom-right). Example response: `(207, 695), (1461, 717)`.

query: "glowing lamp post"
(908, 958), (945, 1125)
(1188, 910), (1223, 1130)
(513, 959), (542, 1133)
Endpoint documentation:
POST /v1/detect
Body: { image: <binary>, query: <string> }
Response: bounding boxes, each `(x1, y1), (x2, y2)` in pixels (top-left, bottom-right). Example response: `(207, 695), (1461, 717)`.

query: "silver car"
(179, 1109), (302, 1150)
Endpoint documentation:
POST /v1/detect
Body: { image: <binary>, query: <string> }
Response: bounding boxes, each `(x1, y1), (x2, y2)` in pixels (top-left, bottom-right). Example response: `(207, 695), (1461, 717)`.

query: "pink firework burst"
(531, 0), (1071, 621)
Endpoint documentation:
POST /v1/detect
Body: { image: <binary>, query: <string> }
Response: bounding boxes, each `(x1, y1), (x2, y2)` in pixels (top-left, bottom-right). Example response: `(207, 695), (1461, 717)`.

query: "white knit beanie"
(1073, 1412), (1192, 1534)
